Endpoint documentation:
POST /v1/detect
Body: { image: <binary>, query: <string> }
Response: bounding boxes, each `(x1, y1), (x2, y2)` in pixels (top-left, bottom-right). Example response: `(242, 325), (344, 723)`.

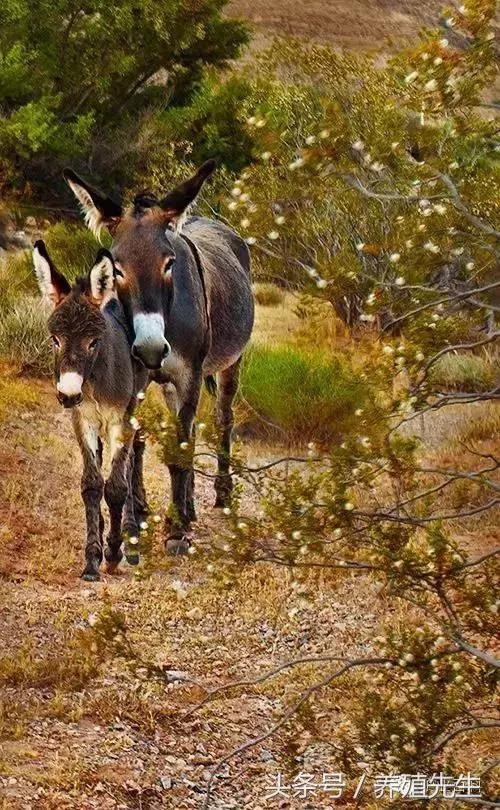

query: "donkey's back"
(184, 217), (254, 375)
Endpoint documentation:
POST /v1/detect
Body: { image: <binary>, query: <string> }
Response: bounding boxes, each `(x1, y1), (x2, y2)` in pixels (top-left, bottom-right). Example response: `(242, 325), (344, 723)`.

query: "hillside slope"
(228, 0), (445, 50)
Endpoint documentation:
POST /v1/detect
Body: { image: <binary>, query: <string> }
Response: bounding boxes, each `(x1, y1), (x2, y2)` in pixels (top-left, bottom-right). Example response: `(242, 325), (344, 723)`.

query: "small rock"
(159, 776), (172, 790)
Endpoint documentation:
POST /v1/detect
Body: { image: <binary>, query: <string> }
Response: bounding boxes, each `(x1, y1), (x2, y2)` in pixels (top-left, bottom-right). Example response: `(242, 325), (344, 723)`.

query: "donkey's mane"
(131, 191), (161, 218)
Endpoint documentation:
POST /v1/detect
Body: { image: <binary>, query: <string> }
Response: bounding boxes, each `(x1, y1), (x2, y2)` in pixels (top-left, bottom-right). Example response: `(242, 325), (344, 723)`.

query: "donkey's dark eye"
(51, 335), (61, 350)
(88, 338), (99, 352)
(163, 255), (175, 274)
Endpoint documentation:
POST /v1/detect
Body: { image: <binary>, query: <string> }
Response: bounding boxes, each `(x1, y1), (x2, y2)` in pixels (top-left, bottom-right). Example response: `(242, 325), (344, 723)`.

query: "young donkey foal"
(64, 160), (255, 554)
(33, 241), (148, 580)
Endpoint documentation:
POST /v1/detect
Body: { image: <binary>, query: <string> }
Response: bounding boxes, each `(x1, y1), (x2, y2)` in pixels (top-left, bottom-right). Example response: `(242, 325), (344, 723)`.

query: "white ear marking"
(67, 178), (103, 240)
(174, 208), (189, 234)
(90, 255), (115, 306)
(33, 245), (56, 309)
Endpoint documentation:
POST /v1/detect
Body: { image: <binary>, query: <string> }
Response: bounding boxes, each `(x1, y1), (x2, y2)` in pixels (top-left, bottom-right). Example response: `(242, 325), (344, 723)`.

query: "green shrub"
(430, 352), (497, 392)
(239, 344), (367, 443)
(0, 0), (249, 196)
(0, 297), (51, 375)
(253, 283), (286, 307)
(0, 251), (37, 313)
(43, 222), (104, 282)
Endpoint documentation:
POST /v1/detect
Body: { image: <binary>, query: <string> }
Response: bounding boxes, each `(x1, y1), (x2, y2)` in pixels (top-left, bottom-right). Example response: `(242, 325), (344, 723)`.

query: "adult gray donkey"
(64, 161), (254, 554)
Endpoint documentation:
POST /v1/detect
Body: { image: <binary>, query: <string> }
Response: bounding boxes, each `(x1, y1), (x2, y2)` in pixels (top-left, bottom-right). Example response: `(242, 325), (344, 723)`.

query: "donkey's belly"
(78, 399), (126, 459)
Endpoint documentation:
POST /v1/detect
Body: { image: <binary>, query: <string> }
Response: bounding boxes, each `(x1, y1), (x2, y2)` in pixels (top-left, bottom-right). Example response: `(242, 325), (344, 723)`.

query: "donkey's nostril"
(58, 392), (83, 409)
(162, 341), (170, 358)
(132, 341), (168, 370)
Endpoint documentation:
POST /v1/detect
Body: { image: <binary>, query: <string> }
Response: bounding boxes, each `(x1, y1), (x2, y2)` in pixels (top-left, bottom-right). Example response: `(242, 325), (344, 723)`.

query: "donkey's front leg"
(104, 427), (135, 572)
(165, 382), (201, 556)
(73, 412), (104, 581)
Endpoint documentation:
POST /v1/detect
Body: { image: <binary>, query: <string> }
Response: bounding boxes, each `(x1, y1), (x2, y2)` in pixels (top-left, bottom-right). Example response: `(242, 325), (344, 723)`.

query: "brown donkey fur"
(33, 241), (148, 580)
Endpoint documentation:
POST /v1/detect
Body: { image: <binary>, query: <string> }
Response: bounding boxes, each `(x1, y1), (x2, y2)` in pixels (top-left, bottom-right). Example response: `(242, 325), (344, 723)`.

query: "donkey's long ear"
(88, 249), (116, 308)
(63, 169), (123, 238)
(33, 240), (71, 309)
(160, 159), (217, 227)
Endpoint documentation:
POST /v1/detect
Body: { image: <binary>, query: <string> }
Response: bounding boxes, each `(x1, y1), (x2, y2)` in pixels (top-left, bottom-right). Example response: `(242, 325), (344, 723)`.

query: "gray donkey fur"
(33, 240), (148, 580)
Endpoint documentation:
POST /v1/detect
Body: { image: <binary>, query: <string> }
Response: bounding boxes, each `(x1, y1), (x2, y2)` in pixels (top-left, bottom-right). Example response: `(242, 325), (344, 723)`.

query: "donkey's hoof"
(125, 552), (140, 566)
(104, 546), (123, 565)
(214, 494), (230, 509)
(81, 569), (100, 582)
(165, 536), (191, 556)
(104, 559), (121, 574)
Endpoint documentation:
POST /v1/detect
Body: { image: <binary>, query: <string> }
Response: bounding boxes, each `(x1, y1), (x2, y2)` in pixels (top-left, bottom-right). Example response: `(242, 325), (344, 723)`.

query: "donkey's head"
(33, 240), (117, 408)
(63, 160), (216, 370)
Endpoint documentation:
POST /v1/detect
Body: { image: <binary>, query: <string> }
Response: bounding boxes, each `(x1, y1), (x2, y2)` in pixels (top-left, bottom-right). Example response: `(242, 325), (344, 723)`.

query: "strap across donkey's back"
(179, 231), (212, 357)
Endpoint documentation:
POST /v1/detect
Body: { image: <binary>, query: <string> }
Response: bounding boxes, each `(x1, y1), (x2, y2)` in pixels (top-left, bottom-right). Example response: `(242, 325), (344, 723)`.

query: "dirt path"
(0, 377), (386, 809)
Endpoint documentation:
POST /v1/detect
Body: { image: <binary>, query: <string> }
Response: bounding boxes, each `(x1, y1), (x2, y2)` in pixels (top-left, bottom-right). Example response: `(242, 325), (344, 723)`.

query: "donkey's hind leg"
(214, 358), (241, 508)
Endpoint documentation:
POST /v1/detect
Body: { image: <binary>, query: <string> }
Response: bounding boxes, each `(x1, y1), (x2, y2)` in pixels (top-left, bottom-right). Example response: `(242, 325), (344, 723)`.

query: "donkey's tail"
(204, 375), (217, 397)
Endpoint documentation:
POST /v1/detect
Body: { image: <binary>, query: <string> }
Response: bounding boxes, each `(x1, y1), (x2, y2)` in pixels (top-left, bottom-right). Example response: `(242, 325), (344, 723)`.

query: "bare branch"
(201, 658), (391, 809)
(433, 721), (500, 753)
(451, 634), (500, 669)
(382, 280), (500, 333)
(439, 173), (500, 239)
(184, 653), (394, 720)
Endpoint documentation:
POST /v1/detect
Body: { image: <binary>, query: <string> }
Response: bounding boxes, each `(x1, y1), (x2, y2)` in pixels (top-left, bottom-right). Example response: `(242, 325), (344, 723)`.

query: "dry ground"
(0, 296), (498, 809)
(0, 371), (389, 810)
(227, 0), (445, 50)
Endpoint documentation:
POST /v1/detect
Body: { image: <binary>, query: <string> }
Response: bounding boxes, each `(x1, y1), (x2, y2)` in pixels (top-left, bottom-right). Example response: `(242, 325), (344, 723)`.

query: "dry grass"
(252, 282), (286, 307)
